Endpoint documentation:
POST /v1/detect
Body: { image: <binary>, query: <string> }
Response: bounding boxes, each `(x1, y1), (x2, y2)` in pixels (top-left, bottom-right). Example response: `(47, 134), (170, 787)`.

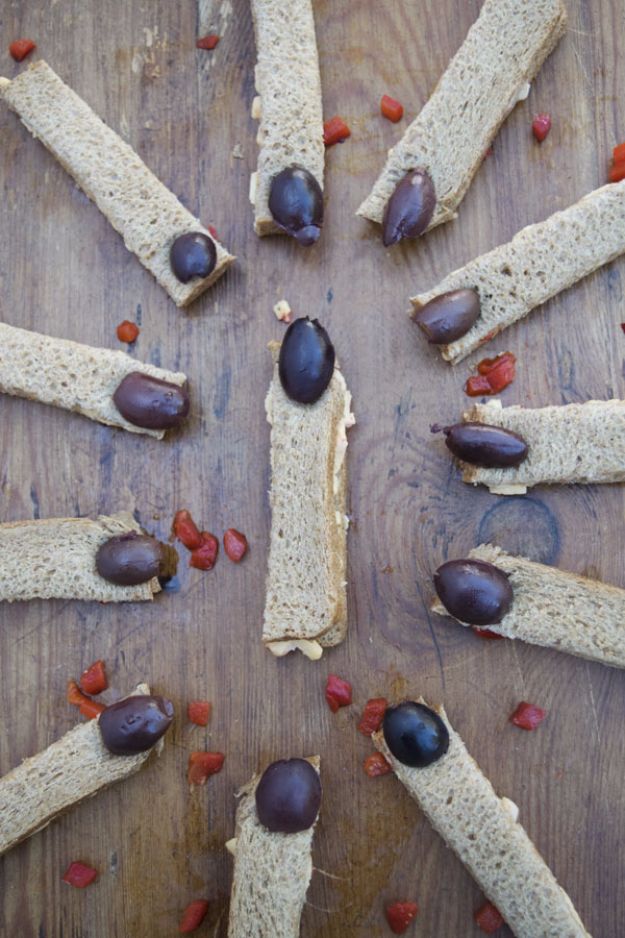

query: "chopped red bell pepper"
(613, 143), (625, 163)
(62, 861), (98, 888)
(380, 95), (404, 123)
(532, 113), (552, 142)
(474, 901), (504, 933)
(385, 900), (419, 933)
(79, 660), (108, 696)
(116, 320), (139, 343)
(363, 752), (392, 777)
(323, 116), (351, 147)
(609, 161), (625, 183)
(466, 352), (516, 397)
(325, 674), (352, 712)
(188, 700), (212, 726)
(223, 528), (248, 563)
(207, 224), (218, 240)
(196, 34), (219, 50)
(79, 699), (106, 720)
(190, 532), (219, 570)
(179, 899), (210, 933)
(188, 751), (225, 785)
(472, 627), (505, 640)
(358, 698), (388, 735)
(510, 701), (546, 731)
(173, 509), (203, 550)
(9, 38), (36, 62)
(67, 679), (105, 720)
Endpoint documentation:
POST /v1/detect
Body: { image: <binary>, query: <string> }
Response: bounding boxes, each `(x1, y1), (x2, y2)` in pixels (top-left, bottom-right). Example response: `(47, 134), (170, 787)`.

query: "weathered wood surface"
(0, 0), (624, 935)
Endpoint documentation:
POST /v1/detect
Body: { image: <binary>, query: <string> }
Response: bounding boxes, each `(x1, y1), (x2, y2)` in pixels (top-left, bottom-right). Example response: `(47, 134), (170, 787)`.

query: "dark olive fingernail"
(414, 288), (480, 344)
(444, 423), (528, 468)
(434, 558), (513, 625)
(99, 695), (174, 755)
(382, 169), (436, 247)
(278, 317), (335, 404)
(113, 372), (190, 431)
(170, 232), (217, 283)
(268, 165), (323, 245)
(95, 532), (176, 586)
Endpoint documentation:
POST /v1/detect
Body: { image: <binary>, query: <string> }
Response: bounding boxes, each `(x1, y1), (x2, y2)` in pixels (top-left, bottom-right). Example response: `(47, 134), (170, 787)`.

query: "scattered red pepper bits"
(9, 38), (36, 62)
(62, 861), (98, 889)
(190, 532), (219, 570)
(173, 509), (203, 550)
(179, 899), (210, 933)
(380, 95), (404, 123)
(67, 679), (106, 720)
(473, 626), (505, 640)
(188, 751), (225, 785)
(363, 752), (392, 777)
(474, 900), (504, 934)
(609, 144), (625, 183)
(116, 320), (139, 344)
(323, 116), (351, 147)
(207, 224), (218, 240)
(325, 674), (353, 713)
(509, 701), (546, 731)
(188, 700), (212, 726)
(196, 34), (219, 50)
(79, 660), (108, 696)
(358, 697), (388, 735)
(532, 113), (552, 143)
(223, 528), (248, 563)
(385, 900), (419, 934)
(466, 352), (516, 397)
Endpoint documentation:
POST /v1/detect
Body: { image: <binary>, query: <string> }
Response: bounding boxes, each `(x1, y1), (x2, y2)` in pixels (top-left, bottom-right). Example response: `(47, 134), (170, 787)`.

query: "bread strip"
(227, 757), (319, 938)
(411, 181), (625, 363)
(433, 544), (625, 668)
(263, 345), (354, 657)
(0, 61), (234, 307)
(457, 397), (625, 493)
(0, 512), (160, 602)
(0, 683), (157, 856)
(250, 0), (324, 236)
(373, 705), (590, 938)
(0, 321), (187, 438)
(357, 0), (566, 232)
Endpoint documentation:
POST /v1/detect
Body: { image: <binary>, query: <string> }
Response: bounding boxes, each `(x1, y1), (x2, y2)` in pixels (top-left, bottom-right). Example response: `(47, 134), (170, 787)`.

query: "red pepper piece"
(196, 34), (219, 50)
(207, 224), (218, 240)
(173, 509), (203, 550)
(466, 352), (516, 397)
(510, 701), (546, 731)
(190, 532), (219, 570)
(609, 161), (625, 183)
(188, 700), (212, 726)
(79, 659), (108, 696)
(358, 697), (388, 735)
(380, 95), (404, 123)
(613, 143), (625, 163)
(325, 674), (353, 713)
(116, 320), (139, 343)
(532, 113), (551, 142)
(67, 679), (86, 706)
(465, 374), (493, 396)
(179, 899), (210, 933)
(79, 699), (106, 720)
(472, 627), (505, 640)
(67, 679), (105, 719)
(474, 901), (504, 933)
(323, 116), (351, 147)
(385, 901), (419, 934)
(62, 861), (98, 888)
(9, 38), (36, 61)
(188, 751), (225, 785)
(363, 752), (392, 777)
(223, 528), (248, 563)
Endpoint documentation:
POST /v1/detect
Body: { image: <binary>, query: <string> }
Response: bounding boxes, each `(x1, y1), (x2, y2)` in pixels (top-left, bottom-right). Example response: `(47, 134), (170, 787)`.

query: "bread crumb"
(249, 172), (257, 206)
(251, 95), (262, 119)
(273, 300), (292, 323)
(232, 143), (244, 159)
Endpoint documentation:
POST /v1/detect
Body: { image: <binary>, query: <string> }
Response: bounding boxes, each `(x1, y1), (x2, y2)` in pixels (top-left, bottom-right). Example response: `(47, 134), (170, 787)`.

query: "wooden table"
(0, 1), (623, 935)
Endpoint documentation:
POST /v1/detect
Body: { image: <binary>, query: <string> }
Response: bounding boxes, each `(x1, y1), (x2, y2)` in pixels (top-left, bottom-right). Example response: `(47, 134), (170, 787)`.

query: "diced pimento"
(67, 679), (105, 719)
(79, 699), (106, 720)
(325, 674), (352, 712)
(79, 659), (108, 696)
(532, 113), (551, 142)
(188, 700), (212, 726)
(363, 752), (392, 777)
(179, 899), (210, 933)
(223, 528), (248, 563)
(196, 34), (219, 50)
(188, 751), (225, 785)
(116, 320), (139, 343)
(474, 900), (504, 933)
(207, 224), (218, 239)
(9, 39), (36, 61)
(466, 352), (516, 397)
(609, 162), (625, 183)
(62, 861), (98, 888)
(380, 95), (404, 123)
(613, 143), (625, 163)
(190, 532), (219, 570)
(385, 900), (419, 934)
(509, 701), (546, 731)
(323, 116), (351, 147)
(173, 509), (203, 550)
(473, 627), (505, 640)
(358, 698), (388, 735)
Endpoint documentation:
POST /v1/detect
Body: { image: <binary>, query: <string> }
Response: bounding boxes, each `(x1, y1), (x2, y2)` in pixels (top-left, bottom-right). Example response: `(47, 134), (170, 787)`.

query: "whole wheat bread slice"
(0, 511), (160, 602)
(433, 544), (625, 668)
(0, 320), (187, 438)
(0, 61), (234, 307)
(357, 0), (566, 233)
(456, 397), (625, 494)
(0, 683), (159, 856)
(263, 344), (354, 658)
(227, 756), (320, 938)
(373, 704), (590, 938)
(411, 180), (625, 363)
(250, 0), (324, 236)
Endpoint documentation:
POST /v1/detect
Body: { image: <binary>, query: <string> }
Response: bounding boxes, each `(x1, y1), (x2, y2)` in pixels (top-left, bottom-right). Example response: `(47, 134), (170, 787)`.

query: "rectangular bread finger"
(0, 320), (187, 438)
(0, 61), (234, 307)
(263, 343), (354, 659)
(411, 181), (625, 363)
(433, 544), (625, 668)
(227, 757), (320, 938)
(357, 0), (566, 232)
(0, 511), (161, 602)
(0, 683), (157, 856)
(457, 397), (625, 493)
(373, 704), (590, 938)
(250, 0), (324, 236)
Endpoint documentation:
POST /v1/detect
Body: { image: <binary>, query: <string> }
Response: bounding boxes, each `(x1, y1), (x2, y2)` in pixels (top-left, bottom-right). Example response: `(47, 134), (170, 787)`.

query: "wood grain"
(0, 0), (624, 935)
